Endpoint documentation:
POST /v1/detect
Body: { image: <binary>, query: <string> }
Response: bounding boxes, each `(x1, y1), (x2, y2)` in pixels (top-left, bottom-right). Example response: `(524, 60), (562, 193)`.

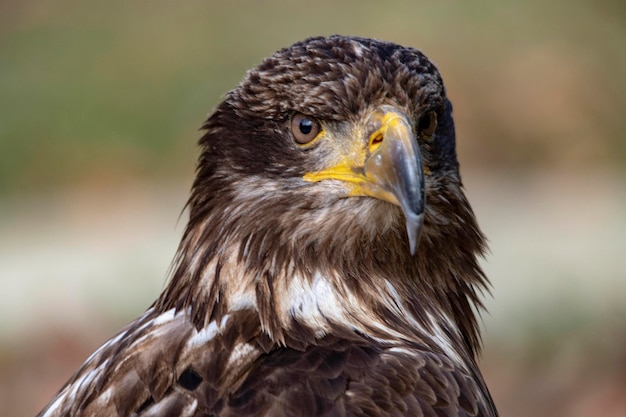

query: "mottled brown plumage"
(38, 35), (498, 417)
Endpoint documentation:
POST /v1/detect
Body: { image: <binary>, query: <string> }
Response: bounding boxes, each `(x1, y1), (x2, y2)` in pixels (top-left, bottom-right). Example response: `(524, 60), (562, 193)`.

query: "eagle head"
(160, 35), (487, 353)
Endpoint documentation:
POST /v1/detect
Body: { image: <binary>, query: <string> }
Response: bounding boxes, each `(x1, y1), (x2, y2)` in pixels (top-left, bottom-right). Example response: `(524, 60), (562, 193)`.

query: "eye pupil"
(299, 119), (313, 134)
(291, 112), (320, 145)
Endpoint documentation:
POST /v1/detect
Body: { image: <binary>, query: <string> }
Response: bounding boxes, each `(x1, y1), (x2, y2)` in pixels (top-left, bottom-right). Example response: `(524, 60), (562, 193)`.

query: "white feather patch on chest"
(282, 272), (347, 336)
(280, 270), (466, 368)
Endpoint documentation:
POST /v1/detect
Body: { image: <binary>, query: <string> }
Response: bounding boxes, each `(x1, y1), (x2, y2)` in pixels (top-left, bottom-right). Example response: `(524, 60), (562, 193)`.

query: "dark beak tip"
(405, 212), (424, 256)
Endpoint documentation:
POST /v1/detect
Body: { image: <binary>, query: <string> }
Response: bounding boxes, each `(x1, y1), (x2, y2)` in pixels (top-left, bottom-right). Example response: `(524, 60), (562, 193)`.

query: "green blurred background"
(1, 1), (625, 416)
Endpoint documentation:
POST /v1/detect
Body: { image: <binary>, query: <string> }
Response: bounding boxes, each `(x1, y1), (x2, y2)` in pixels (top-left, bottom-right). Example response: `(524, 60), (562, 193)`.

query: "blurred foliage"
(0, 0), (625, 195)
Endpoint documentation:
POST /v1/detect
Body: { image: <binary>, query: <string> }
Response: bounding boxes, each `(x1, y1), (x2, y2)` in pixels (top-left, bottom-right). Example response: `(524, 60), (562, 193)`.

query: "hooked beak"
(303, 106), (425, 254)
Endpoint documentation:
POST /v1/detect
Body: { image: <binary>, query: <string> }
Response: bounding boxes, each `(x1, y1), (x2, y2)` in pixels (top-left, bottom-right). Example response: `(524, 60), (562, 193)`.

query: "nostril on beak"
(369, 132), (384, 153)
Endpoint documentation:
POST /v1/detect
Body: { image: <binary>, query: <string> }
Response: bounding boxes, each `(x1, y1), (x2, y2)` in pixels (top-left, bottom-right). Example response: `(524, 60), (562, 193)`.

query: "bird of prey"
(38, 35), (498, 417)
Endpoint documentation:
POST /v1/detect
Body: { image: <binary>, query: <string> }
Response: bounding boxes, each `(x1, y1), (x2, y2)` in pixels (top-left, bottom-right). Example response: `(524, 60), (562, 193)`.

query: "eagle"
(38, 35), (498, 417)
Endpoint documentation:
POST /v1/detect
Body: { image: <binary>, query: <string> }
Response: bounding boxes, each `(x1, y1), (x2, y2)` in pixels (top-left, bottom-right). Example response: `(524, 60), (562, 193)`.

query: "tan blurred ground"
(1, 0), (625, 416)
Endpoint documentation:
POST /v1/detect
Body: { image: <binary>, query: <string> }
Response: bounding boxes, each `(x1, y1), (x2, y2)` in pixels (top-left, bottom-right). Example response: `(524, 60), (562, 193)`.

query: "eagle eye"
(418, 111), (437, 139)
(291, 113), (321, 145)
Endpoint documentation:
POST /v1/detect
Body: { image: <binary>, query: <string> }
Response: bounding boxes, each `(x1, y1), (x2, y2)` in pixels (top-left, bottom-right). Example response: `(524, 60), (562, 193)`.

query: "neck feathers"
(157, 210), (487, 364)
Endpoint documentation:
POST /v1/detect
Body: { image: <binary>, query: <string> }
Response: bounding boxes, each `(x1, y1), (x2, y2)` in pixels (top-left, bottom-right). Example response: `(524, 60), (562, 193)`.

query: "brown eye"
(418, 111), (437, 139)
(291, 113), (321, 144)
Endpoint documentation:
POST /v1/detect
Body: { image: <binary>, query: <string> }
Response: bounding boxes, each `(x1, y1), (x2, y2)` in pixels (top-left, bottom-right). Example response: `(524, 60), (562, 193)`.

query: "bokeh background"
(1, 1), (625, 416)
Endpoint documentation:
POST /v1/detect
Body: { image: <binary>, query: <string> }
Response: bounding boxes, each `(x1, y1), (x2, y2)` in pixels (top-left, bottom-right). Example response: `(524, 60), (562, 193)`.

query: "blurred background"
(1, 0), (625, 415)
